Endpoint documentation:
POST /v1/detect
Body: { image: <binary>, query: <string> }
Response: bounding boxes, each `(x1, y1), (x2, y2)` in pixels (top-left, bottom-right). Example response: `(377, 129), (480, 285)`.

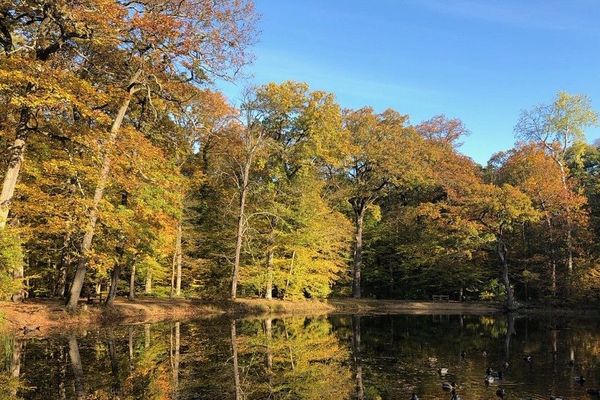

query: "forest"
(2, 0), (600, 312)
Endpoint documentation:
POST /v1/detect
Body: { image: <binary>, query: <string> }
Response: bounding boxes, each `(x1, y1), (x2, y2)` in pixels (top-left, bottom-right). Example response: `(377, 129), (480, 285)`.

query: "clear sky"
(216, 0), (600, 164)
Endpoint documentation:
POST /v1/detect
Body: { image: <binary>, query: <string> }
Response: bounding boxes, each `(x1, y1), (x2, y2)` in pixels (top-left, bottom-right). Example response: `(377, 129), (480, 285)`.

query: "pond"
(1, 313), (599, 399)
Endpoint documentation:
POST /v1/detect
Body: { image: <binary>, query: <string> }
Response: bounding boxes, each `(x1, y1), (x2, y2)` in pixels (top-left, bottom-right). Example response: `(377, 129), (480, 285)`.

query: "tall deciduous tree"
(336, 108), (426, 298)
(514, 92), (598, 276)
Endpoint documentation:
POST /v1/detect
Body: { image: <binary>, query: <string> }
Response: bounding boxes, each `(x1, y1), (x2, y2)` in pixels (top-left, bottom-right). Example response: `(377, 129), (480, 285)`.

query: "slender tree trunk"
(352, 209), (365, 299)
(145, 270), (152, 294)
(265, 249), (273, 300)
(231, 161), (251, 300)
(498, 239), (516, 310)
(11, 262), (24, 302)
(0, 107), (30, 229)
(557, 162), (574, 275)
(284, 250), (295, 299)
(106, 261), (122, 306)
(128, 263), (136, 301)
(68, 335), (85, 400)
(175, 222), (182, 296)
(66, 71), (140, 310)
(107, 192), (127, 305)
(231, 319), (242, 400)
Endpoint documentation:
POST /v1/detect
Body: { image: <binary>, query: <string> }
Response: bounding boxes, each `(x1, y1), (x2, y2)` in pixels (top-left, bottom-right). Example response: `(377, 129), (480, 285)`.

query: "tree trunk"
(284, 250), (295, 299)
(498, 240), (516, 310)
(0, 107), (30, 230)
(231, 319), (242, 400)
(106, 262), (122, 306)
(265, 249), (273, 300)
(66, 71), (140, 310)
(557, 161), (574, 276)
(175, 221), (182, 296)
(145, 269), (152, 294)
(128, 263), (136, 301)
(231, 161), (251, 300)
(10, 262), (24, 302)
(352, 209), (365, 299)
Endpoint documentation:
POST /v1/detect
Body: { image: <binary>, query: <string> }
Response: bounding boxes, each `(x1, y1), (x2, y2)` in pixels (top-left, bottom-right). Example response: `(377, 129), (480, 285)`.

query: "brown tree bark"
(498, 238), (516, 310)
(352, 208), (365, 299)
(0, 107), (30, 229)
(128, 263), (136, 301)
(231, 160), (251, 300)
(66, 71), (141, 310)
(170, 221), (182, 297)
(265, 249), (274, 300)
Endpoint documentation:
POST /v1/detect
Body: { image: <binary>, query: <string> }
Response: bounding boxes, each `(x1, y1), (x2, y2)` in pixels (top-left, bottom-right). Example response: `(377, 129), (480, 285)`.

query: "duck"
(496, 388), (505, 398)
(439, 368), (449, 375)
(486, 368), (503, 379)
(503, 361), (510, 369)
(410, 394), (419, 400)
(575, 375), (586, 384)
(482, 350), (488, 357)
(450, 388), (462, 400)
(460, 350), (467, 358)
(442, 382), (456, 391)
(523, 355), (532, 363)
(587, 388), (600, 396)
(485, 375), (495, 384)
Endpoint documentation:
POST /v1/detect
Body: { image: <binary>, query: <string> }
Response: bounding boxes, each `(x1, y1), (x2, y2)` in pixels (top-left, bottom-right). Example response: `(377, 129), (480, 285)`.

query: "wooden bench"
(432, 294), (450, 302)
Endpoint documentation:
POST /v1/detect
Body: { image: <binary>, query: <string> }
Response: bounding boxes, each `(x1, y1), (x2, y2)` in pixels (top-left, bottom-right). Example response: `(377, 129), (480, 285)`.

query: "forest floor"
(0, 297), (504, 336)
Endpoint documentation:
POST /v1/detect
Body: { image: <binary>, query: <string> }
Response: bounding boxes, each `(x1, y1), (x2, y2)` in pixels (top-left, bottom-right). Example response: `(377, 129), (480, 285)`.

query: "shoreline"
(1, 297), (596, 336)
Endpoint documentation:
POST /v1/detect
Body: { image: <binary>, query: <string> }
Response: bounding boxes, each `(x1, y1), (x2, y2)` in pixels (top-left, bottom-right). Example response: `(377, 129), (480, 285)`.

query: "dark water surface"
(2, 313), (599, 399)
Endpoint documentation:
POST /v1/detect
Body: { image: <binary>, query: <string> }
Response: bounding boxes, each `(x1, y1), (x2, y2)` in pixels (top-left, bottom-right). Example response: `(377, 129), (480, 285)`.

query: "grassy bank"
(0, 297), (336, 335)
(0, 297), (507, 335)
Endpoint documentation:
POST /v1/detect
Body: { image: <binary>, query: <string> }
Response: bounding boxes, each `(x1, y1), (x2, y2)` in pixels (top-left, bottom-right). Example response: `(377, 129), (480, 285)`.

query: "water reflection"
(1, 313), (599, 399)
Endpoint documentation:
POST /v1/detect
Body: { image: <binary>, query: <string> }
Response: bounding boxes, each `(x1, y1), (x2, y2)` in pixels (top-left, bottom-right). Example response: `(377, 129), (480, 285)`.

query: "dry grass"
(0, 297), (503, 336)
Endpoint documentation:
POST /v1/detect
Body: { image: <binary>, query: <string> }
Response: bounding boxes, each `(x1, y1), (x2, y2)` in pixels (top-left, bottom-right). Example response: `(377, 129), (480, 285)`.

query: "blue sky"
(216, 0), (600, 164)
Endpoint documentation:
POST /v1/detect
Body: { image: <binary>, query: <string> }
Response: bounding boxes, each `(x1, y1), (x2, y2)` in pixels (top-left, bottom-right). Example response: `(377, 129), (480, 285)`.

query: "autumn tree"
(514, 92), (598, 276)
(65, 0), (257, 309)
(335, 108), (427, 298)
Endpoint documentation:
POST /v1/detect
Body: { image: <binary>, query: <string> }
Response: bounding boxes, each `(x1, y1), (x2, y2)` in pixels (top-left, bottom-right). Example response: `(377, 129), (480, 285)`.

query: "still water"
(1, 313), (599, 399)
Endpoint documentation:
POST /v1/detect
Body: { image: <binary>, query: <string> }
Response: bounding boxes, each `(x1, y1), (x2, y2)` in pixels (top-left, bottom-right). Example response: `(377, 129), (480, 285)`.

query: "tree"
(514, 92), (598, 276)
(336, 108), (426, 298)
(468, 184), (540, 309)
